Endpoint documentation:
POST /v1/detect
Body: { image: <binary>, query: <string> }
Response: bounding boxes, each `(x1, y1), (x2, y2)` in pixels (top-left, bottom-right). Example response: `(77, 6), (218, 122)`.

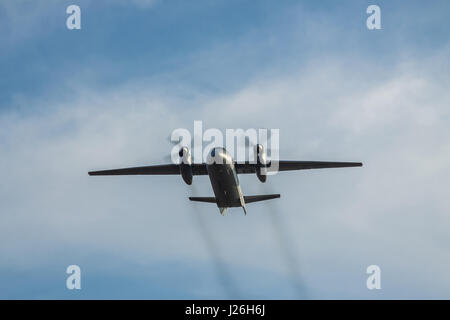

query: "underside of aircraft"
(89, 145), (362, 215)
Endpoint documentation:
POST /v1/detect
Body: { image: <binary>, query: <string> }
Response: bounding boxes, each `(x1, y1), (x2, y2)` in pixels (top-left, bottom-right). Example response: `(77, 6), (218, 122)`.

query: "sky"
(0, 0), (450, 299)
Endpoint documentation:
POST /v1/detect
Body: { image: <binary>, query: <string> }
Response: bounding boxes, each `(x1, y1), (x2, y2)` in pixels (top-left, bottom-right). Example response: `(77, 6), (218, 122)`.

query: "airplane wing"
(235, 160), (362, 174)
(88, 163), (208, 176)
(89, 161), (362, 176)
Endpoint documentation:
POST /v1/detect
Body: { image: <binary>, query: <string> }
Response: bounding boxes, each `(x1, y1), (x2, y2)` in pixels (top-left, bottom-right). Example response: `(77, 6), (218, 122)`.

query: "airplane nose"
(207, 147), (231, 165)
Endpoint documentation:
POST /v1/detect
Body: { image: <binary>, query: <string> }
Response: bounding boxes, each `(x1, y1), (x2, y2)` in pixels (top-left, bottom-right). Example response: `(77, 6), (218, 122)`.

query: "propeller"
(235, 128), (277, 164)
(162, 129), (279, 164)
(164, 133), (203, 163)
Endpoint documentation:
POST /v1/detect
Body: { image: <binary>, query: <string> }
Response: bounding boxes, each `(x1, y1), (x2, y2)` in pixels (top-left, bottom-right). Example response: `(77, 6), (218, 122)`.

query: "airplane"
(88, 145), (362, 215)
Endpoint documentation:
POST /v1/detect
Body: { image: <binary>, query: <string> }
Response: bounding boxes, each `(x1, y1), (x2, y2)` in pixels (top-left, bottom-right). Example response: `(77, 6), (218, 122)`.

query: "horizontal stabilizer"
(244, 194), (280, 203)
(189, 197), (217, 203)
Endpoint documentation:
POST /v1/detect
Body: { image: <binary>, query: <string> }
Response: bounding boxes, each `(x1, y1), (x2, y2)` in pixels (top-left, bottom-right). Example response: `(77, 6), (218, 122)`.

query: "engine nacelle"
(255, 144), (267, 183)
(179, 147), (193, 185)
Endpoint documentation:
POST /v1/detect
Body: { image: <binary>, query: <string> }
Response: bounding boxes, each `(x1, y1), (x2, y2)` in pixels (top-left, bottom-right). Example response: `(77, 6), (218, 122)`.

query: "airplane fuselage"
(88, 144), (362, 215)
(206, 148), (245, 213)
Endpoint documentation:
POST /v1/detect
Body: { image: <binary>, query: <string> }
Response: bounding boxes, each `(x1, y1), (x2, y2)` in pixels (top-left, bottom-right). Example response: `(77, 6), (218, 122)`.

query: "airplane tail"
(188, 197), (216, 203)
(189, 194), (280, 215)
(243, 194), (280, 203)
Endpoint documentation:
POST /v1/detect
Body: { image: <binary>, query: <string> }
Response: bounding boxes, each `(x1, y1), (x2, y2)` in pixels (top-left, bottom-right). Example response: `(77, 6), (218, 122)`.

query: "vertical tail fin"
(238, 187), (246, 215)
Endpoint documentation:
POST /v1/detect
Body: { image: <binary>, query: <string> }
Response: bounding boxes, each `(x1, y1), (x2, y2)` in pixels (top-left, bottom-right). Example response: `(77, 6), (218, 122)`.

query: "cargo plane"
(89, 145), (362, 215)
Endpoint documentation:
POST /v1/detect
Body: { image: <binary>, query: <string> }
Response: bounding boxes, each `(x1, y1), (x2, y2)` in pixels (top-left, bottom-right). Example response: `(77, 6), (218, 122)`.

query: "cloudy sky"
(0, 0), (449, 299)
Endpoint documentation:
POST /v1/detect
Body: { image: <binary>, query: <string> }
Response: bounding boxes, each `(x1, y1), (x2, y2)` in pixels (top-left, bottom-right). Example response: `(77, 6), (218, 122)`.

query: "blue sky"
(3, 0), (448, 110)
(0, 0), (450, 299)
